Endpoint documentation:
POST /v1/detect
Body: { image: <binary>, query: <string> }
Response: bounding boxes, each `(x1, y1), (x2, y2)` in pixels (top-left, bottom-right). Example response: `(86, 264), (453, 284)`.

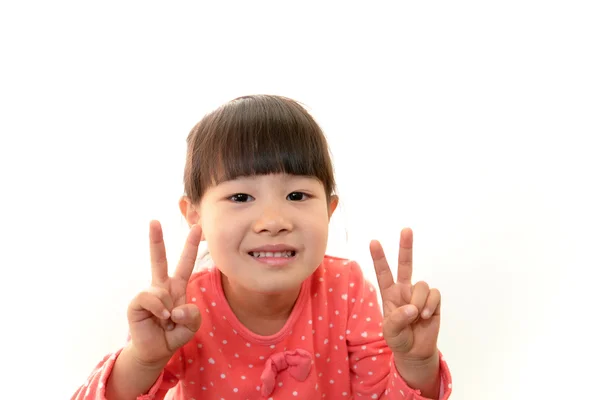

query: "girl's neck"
(220, 272), (301, 336)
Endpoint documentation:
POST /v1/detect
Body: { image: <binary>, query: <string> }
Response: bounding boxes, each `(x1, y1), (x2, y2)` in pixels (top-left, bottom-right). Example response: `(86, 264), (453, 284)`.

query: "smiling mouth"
(248, 250), (296, 258)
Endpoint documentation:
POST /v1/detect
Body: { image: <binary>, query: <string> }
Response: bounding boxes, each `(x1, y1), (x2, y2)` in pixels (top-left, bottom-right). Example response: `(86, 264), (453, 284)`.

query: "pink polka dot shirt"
(72, 256), (452, 399)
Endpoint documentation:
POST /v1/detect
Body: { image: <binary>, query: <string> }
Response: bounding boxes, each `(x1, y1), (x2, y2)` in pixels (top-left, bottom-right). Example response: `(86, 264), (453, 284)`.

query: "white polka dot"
(369, 302), (373, 307)
(372, 394), (377, 399)
(233, 388), (238, 392)
(338, 369), (342, 374)
(249, 364), (253, 368)
(315, 384), (319, 390)
(192, 297), (196, 302)
(324, 339), (328, 344)
(197, 344), (203, 348)
(330, 379), (334, 384)
(319, 277), (324, 282)
(339, 335), (344, 340)
(188, 359), (193, 364)
(361, 331), (368, 338)
(278, 382), (283, 387)
(341, 294), (347, 300)
(368, 371), (373, 375)
(246, 342), (251, 347)
(328, 288), (333, 292)
(308, 320), (312, 324)
(366, 317), (371, 322)
(293, 391), (298, 396)
(372, 356), (377, 361)
(200, 367), (204, 371)
(270, 344), (275, 349)
(233, 329), (237, 334)
(318, 316), (323, 320)
(351, 298), (356, 303)
(208, 358), (215, 364)
(234, 353), (239, 358)
(448, 383), (452, 388)
(259, 356), (265, 360)
(352, 314), (357, 319)
(302, 335), (305, 340)
(361, 345), (367, 350)
(241, 375), (246, 380)
(209, 332), (214, 337)
(316, 353), (320, 357)
(350, 282), (355, 287)
(256, 386), (260, 390)
(220, 373), (226, 379)
(346, 329), (350, 334)
(335, 310), (339, 315)
(329, 323), (333, 328)
(200, 287), (206, 292)
(222, 340), (227, 344)
(342, 392), (347, 396)
(211, 302), (216, 306)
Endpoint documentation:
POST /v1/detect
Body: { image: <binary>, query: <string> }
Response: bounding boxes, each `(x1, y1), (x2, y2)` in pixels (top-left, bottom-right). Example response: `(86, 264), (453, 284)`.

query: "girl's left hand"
(369, 228), (441, 362)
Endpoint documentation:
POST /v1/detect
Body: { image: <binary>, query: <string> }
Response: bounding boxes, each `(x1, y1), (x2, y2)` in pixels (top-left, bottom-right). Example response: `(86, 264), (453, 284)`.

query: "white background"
(1, 1), (599, 399)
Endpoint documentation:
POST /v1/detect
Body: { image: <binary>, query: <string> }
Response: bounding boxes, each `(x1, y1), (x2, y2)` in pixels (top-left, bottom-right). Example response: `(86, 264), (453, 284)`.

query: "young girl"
(72, 95), (452, 400)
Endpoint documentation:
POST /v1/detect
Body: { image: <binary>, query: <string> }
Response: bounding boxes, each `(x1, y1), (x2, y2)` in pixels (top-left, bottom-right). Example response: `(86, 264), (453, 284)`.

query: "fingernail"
(422, 309), (431, 319)
(172, 309), (184, 319)
(162, 310), (171, 319)
(405, 305), (418, 318)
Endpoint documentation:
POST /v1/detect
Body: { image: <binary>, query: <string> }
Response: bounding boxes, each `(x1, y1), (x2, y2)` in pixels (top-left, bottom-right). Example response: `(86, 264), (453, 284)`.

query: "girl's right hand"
(126, 220), (203, 368)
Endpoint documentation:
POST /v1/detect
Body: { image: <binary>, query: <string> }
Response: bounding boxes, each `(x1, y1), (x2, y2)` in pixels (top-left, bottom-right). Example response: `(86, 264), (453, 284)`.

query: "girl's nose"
(253, 205), (293, 235)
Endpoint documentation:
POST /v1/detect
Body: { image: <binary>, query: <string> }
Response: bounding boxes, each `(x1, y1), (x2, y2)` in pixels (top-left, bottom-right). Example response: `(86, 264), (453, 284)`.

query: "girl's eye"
(229, 193), (254, 203)
(287, 192), (309, 201)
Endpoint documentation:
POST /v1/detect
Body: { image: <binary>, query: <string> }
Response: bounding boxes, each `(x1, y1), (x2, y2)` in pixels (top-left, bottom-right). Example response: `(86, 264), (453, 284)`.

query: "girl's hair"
(183, 94), (336, 204)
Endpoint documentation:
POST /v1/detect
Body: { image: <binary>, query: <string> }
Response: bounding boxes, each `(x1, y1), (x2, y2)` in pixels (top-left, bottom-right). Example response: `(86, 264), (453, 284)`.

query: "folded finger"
(409, 280), (429, 314)
(421, 288), (441, 319)
(129, 289), (173, 322)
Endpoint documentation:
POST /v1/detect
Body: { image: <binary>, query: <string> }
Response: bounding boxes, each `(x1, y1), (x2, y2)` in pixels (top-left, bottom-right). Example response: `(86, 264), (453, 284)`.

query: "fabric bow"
(260, 348), (313, 397)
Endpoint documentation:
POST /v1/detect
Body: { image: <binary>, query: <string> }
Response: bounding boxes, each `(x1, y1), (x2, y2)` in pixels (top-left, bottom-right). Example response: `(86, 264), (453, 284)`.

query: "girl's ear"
(179, 196), (206, 240)
(179, 196), (199, 226)
(328, 195), (339, 220)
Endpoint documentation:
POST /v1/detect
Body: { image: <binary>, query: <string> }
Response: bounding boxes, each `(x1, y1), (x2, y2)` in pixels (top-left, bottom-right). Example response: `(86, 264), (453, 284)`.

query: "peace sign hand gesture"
(127, 221), (203, 368)
(370, 228), (441, 366)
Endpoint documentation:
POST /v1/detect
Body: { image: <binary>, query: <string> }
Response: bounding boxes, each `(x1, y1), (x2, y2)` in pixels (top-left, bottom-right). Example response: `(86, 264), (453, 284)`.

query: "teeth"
(251, 251), (294, 258)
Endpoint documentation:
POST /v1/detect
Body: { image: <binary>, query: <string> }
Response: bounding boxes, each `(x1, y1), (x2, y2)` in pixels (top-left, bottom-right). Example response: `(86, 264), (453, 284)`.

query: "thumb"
(383, 304), (419, 352)
(166, 304), (202, 350)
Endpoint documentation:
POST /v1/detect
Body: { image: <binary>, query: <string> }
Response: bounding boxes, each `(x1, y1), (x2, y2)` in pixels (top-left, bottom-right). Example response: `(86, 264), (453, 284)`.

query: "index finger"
(369, 240), (395, 292)
(149, 220), (169, 285)
(173, 224), (203, 283)
(397, 228), (413, 285)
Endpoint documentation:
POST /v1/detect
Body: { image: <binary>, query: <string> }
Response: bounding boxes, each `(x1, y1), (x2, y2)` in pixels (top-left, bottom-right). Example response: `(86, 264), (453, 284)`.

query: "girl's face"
(197, 173), (337, 294)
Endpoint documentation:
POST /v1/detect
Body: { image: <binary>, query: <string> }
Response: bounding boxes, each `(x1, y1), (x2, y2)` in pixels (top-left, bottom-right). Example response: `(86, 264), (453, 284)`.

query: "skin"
(106, 173), (442, 399)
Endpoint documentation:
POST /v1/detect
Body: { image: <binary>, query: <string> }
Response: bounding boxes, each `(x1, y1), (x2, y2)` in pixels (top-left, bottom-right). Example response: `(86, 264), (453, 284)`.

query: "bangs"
(185, 95), (335, 203)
